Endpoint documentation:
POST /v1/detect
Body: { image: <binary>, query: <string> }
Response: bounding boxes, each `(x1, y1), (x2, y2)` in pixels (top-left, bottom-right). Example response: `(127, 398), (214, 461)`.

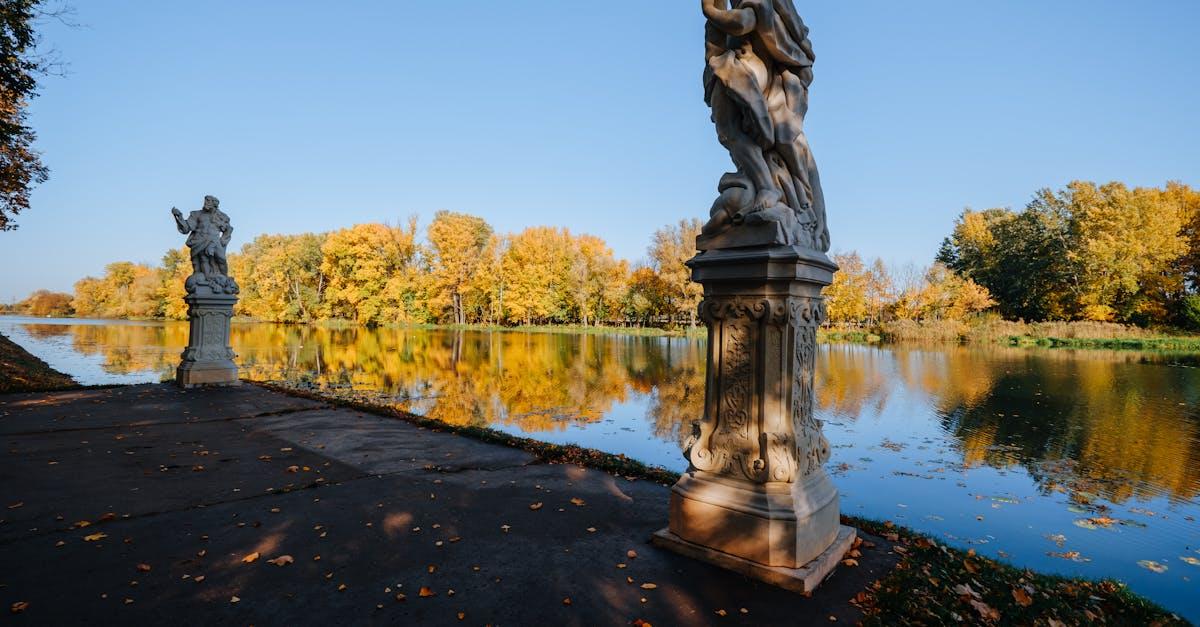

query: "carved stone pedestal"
(652, 245), (854, 593)
(176, 292), (239, 388)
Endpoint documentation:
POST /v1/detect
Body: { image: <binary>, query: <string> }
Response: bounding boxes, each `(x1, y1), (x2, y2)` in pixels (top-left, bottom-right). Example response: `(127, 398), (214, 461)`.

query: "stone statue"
(172, 195), (239, 295)
(698, 0), (829, 252)
(171, 194), (239, 387)
(653, 1), (852, 594)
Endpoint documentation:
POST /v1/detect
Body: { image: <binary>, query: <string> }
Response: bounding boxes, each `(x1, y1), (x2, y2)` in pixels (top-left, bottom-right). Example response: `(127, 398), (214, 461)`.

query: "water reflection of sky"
(2, 316), (1197, 621)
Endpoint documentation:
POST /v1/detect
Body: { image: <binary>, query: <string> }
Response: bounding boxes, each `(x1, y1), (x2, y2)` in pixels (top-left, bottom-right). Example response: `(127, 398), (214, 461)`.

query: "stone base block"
(667, 470), (841, 567)
(652, 524), (856, 594)
(176, 362), (240, 388)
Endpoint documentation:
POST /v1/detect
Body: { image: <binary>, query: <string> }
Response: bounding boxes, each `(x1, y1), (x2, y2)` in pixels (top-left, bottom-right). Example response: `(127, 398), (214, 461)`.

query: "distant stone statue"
(172, 195), (239, 295)
(171, 194), (239, 387)
(697, 0), (829, 252)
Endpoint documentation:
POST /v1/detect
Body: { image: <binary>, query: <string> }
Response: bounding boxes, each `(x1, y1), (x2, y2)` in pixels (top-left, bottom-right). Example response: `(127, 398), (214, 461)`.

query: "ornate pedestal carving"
(652, 246), (854, 593)
(176, 292), (239, 387)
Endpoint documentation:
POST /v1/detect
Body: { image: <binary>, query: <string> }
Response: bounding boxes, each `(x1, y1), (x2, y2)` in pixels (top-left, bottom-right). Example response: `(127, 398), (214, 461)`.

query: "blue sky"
(2, 0), (1198, 300)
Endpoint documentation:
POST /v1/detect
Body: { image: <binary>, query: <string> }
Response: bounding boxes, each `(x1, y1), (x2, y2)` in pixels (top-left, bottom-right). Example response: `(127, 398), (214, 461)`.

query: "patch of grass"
(845, 516), (1185, 626)
(0, 332), (78, 394)
(819, 329), (882, 343)
(253, 378), (1185, 626)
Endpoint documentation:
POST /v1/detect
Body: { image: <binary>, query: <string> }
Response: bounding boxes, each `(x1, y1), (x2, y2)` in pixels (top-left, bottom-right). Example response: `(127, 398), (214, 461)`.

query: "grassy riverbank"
(840, 318), (1200, 351)
(255, 379), (1186, 625)
(0, 332), (77, 393)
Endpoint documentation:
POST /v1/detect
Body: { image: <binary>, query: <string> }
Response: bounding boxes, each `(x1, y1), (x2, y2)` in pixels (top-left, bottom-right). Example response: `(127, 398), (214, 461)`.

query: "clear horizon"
(2, 0), (1198, 300)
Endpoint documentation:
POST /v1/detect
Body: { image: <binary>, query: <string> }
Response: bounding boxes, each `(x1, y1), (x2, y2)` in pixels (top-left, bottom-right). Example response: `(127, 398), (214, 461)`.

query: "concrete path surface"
(0, 384), (895, 626)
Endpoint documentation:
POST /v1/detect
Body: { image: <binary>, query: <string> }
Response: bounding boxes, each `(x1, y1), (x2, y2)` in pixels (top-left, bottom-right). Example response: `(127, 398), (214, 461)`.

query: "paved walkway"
(0, 384), (895, 625)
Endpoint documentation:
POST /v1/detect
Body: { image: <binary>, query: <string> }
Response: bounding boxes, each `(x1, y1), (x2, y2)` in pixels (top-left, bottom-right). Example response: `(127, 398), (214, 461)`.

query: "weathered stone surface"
(653, 525), (856, 594)
(0, 384), (899, 625)
(698, 0), (829, 252)
(658, 2), (849, 593)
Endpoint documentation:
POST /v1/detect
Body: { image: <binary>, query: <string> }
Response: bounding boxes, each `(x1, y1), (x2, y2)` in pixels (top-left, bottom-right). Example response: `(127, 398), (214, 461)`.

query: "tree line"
(7, 180), (1198, 332)
(937, 181), (1199, 328)
(23, 213), (706, 328)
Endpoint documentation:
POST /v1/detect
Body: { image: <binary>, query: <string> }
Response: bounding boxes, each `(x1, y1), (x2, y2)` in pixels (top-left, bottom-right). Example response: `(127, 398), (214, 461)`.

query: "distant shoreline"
(5, 314), (1200, 352)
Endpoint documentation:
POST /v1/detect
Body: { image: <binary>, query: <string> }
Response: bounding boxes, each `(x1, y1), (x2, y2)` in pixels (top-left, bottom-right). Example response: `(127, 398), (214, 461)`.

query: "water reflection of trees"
(29, 320), (1200, 503)
(926, 347), (1200, 503)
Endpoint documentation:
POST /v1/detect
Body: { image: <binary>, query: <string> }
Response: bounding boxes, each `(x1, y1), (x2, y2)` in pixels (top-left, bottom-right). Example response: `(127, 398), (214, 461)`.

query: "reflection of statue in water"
(698, 0), (829, 252)
(172, 195), (239, 294)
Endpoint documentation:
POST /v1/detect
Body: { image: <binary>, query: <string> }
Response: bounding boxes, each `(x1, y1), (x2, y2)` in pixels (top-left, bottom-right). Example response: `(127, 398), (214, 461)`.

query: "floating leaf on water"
(1047, 551), (1091, 563)
(1043, 533), (1067, 547)
(1137, 560), (1168, 573)
(1072, 519), (1098, 530)
(1180, 556), (1200, 566)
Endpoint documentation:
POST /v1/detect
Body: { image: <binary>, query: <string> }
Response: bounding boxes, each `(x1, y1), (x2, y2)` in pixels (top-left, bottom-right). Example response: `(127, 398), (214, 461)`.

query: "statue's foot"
(752, 190), (783, 212)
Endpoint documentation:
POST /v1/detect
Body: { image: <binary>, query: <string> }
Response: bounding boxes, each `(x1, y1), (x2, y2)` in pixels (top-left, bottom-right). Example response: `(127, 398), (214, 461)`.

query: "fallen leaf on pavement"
(242, 552), (260, 564)
(10, 602), (29, 613)
(267, 555), (294, 566)
(1012, 587), (1033, 607)
(640, 583), (657, 590)
(419, 587), (436, 598)
(83, 532), (107, 542)
(529, 502), (543, 511)
(136, 563), (151, 572)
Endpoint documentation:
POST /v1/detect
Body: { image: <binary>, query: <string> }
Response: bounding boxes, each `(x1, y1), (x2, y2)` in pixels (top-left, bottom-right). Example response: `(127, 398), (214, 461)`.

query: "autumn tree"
(570, 234), (628, 326)
(426, 211), (492, 325)
(648, 218), (703, 327)
(17, 288), (71, 316)
(940, 182), (1196, 324)
(500, 226), (576, 325)
(234, 233), (326, 322)
(320, 221), (419, 325)
(0, 1), (66, 231)
(156, 248), (189, 320)
(891, 262), (994, 321)
(623, 266), (670, 326)
(825, 252), (870, 324)
(67, 261), (157, 318)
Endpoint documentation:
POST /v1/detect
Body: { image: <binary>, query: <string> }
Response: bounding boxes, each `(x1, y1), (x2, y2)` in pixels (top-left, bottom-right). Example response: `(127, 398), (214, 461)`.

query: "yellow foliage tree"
(426, 211), (493, 325)
(320, 221), (419, 325)
(648, 218), (703, 326)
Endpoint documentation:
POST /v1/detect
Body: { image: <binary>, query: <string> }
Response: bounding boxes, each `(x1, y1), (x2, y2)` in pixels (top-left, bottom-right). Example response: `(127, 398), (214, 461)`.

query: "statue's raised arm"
(697, 0), (829, 253)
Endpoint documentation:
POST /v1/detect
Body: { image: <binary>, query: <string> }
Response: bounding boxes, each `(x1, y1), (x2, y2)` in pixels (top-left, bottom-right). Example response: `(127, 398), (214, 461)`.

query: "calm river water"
(3, 316), (1199, 620)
